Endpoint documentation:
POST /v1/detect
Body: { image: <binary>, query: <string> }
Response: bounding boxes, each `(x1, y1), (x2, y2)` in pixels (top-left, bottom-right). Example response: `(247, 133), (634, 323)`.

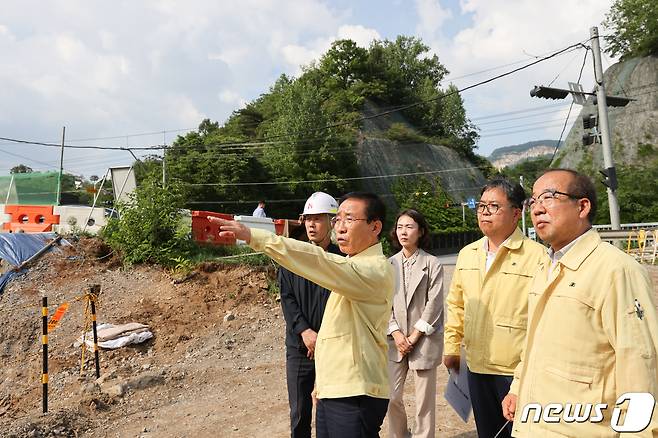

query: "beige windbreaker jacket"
(510, 229), (658, 437)
(249, 228), (395, 399)
(444, 227), (546, 375)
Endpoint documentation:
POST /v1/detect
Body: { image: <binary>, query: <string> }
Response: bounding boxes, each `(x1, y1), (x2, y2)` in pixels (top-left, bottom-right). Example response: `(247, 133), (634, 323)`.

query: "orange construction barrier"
(3, 205), (60, 233)
(191, 211), (236, 245)
(274, 219), (286, 236)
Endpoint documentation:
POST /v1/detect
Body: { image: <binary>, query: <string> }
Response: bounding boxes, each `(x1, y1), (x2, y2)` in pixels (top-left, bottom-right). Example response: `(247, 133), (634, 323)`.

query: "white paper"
(443, 349), (472, 422)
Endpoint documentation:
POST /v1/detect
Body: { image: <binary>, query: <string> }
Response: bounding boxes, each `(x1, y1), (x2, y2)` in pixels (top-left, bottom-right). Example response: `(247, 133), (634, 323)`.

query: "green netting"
(0, 172), (59, 205)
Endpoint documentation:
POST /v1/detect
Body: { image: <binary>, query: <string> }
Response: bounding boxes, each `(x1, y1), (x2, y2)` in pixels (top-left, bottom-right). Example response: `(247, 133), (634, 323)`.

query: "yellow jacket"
(444, 227), (546, 375)
(249, 228), (395, 399)
(510, 229), (658, 437)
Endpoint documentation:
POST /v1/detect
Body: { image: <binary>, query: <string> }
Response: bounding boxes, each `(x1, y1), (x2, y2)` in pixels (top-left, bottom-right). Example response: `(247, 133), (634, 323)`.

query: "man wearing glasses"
(444, 178), (545, 438)
(279, 192), (341, 438)
(209, 192), (394, 437)
(502, 169), (658, 437)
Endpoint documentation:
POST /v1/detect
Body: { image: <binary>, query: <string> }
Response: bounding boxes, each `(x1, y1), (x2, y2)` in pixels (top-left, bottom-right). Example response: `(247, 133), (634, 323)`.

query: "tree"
(392, 177), (477, 233)
(319, 40), (368, 89)
(500, 157), (553, 189)
(603, 0), (658, 58)
(101, 179), (190, 266)
(262, 75), (358, 201)
(11, 164), (33, 174)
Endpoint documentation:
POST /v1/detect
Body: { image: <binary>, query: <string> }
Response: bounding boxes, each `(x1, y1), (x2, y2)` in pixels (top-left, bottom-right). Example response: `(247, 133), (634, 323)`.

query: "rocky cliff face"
(556, 55), (658, 170)
(488, 141), (557, 169)
(356, 102), (486, 207)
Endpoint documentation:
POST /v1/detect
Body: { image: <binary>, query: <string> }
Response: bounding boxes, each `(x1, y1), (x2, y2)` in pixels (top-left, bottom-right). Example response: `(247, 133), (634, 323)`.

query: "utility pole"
(56, 126), (65, 206)
(162, 131), (166, 188)
(591, 26), (621, 230)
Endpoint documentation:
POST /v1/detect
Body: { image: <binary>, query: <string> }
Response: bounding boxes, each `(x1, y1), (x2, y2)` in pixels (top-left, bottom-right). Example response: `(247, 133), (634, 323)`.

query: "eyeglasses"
(331, 216), (368, 227)
(475, 202), (511, 214)
(526, 190), (582, 210)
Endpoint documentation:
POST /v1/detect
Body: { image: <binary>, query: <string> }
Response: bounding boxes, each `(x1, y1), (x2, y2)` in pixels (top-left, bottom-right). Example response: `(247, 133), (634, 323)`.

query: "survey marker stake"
(89, 285), (101, 378)
(41, 296), (48, 413)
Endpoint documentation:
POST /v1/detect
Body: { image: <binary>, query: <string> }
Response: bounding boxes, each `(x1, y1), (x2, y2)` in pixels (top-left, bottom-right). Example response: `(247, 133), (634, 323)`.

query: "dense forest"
(135, 36), (480, 220)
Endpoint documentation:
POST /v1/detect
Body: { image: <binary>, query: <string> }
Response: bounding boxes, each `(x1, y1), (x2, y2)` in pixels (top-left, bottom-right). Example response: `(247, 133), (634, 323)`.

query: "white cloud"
(218, 89), (247, 108)
(337, 25), (381, 47)
(0, 0), (620, 175)
(0, 0), (354, 175)
(415, 0), (452, 39)
(414, 0), (615, 153)
(279, 25), (381, 76)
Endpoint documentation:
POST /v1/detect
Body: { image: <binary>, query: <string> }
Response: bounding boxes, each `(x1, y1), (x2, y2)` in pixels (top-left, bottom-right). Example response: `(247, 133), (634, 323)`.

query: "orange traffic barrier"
(3, 205), (60, 233)
(191, 211), (236, 245)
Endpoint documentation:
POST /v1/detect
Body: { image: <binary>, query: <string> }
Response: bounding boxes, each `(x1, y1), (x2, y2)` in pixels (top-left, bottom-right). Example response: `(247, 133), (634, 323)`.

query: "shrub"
(101, 180), (191, 266)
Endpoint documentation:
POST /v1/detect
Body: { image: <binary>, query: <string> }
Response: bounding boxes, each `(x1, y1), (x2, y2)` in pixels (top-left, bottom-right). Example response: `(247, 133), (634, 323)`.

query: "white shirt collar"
(547, 229), (591, 265)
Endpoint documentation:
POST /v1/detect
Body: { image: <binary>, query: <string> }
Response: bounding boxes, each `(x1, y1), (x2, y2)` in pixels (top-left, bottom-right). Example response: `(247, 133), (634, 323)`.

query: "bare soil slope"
(2, 238), (655, 437)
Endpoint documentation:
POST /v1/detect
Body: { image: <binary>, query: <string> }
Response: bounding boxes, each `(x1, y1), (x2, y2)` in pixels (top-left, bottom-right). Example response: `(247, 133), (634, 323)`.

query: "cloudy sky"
(0, 0), (615, 178)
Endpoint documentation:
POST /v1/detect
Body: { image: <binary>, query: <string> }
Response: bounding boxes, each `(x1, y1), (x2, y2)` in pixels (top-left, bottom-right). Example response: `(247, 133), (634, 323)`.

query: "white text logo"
(520, 392), (655, 433)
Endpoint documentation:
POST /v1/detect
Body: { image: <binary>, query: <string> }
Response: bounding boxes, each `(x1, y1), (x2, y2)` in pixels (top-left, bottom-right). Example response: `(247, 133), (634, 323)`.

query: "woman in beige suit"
(387, 209), (445, 438)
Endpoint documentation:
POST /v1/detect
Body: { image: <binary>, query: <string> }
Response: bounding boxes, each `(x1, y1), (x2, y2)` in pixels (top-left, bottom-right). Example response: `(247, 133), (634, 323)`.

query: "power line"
(185, 185), (485, 206)
(0, 38), (591, 154)
(470, 102), (571, 121)
(480, 114), (580, 133)
(179, 165), (486, 187)
(479, 103), (655, 139)
(549, 48), (589, 165)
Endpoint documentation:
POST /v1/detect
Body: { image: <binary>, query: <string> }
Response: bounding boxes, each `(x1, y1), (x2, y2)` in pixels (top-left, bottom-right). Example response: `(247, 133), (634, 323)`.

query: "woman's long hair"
(390, 209), (431, 251)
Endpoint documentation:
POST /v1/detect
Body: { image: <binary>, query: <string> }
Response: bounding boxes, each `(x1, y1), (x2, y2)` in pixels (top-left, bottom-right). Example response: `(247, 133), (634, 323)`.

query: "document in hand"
(443, 350), (471, 422)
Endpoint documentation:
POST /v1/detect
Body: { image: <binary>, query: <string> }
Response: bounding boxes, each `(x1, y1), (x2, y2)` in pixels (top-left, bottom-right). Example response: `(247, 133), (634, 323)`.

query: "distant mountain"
(487, 140), (558, 169)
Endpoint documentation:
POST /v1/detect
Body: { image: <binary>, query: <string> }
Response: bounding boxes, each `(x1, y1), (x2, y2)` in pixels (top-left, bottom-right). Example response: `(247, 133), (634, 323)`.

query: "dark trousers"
(286, 346), (316, 438)
(467, 368), (513, 438)
(316, 396), (389, 438)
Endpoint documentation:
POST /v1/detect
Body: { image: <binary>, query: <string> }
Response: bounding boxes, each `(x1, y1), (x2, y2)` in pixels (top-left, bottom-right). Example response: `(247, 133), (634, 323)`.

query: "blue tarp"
(0, 232), (62, 295)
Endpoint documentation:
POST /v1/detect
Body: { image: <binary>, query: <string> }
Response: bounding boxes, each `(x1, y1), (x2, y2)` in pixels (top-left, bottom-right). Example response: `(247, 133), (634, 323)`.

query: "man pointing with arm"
(209, 192), (395, 438)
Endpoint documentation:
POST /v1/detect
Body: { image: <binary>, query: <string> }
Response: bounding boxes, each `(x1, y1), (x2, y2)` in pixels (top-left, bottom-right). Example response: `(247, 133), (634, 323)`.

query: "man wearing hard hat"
(279, 192), (342, 438)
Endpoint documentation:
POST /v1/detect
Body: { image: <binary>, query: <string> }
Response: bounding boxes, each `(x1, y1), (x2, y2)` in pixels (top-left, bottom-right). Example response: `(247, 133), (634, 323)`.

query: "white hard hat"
(302, 192), (338, 215)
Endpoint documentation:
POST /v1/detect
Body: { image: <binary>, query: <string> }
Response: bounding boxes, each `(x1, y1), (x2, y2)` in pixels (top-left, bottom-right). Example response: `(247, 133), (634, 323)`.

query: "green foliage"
(385, 123), (425, 143)
(595, 157), (658, 224)
(130, 35), (478, 219)
(10, 164), (33, 174)
(604, 0), (658, 58)
(637, 143), (655, 159)
(392, 177), (477, 233)
(499, 157), (553, 191)
(267, 277), (280, 297)
(379, 235), (395, 258)
(202, 244), (273, 266)
(101, 179), (191, 266)
(501, 152), (658, 226)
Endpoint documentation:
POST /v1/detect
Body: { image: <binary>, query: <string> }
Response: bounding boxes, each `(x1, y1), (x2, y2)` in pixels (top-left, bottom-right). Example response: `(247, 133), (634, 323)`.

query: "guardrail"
(528, 223), (658, 242)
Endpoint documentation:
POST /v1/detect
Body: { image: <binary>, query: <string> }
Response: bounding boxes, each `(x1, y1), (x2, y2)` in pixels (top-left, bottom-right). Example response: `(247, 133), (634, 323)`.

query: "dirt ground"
(0, 238), (656, 438)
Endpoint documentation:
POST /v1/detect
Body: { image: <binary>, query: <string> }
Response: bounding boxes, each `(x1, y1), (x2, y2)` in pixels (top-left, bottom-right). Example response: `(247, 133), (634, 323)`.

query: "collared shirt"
(445, 227), (547, 375)
(482, 235), (512, 272)
(546, 229), (590, 275)
(252, 206), (266, 218)
(401, 249), (419, 298)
